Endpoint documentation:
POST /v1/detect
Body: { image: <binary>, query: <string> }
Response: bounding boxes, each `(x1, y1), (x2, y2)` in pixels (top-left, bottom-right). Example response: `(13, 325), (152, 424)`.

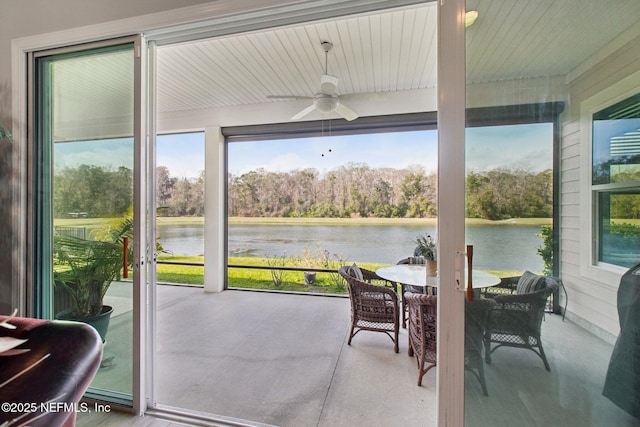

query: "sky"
(53, 123), (553, 179)
(55, 138), (134, 171)
(466, 123), (553, 173)
(227, 122), (553, 177)
(227, 131), (439, 176)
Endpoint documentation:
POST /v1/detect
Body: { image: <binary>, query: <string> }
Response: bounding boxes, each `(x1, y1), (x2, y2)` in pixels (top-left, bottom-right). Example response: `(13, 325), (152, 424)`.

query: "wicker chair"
(465, 298), (496, 396)
(360, 266), (399, 293)
(396, 257), (427, 329)
(482, 273), (564, 315)
(482, 275), (519, 296)
(338, 265), (400, 353)
(405, 292), (437, 386)
(484, 276), (559, 371)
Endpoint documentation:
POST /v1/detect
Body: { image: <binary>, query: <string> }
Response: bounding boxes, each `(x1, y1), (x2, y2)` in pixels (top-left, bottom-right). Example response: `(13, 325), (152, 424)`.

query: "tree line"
(228, 163), (553, 219)
(53, 163), (555, 220)
(228, 163), (437, 218)
(465, 169), (552, 220)
(54, 165), (132, 218)
(53, 164), (204, 218)
(156, 166), (204, 216)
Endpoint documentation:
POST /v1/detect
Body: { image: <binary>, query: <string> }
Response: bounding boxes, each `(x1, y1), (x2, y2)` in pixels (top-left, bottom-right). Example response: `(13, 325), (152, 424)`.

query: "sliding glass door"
(463, 0), (640, 425)
(31, 36), (147, 407)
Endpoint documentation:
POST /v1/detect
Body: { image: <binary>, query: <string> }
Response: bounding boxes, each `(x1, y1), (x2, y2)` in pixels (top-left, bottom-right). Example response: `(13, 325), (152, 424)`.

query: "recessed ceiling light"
(465, 10), (479, 27)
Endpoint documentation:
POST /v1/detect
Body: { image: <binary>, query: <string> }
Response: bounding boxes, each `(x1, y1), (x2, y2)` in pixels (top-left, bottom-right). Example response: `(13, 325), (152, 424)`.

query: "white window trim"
(579, 69), (640, 285)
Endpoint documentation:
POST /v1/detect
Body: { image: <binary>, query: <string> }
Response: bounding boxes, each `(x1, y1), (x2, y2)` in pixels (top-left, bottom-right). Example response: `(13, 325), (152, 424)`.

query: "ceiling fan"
(268, 41), (359, 121)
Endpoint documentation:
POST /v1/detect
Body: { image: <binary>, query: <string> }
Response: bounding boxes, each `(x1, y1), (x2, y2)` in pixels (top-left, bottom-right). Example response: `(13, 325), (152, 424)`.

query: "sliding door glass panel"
(153, 3), (439, 424)
(465, 123), (553, 271)
(34, 43), (135, 398)
(464, 1), (640, 425)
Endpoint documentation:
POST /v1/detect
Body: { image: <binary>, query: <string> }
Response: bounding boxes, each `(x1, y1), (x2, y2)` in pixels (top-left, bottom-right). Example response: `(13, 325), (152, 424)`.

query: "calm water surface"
(157, 222), (545, 272)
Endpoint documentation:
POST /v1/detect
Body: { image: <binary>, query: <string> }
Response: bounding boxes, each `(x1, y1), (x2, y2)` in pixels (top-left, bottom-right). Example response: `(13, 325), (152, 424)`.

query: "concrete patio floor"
(78, 282), (639, 427)
(87, 282), (435, 426)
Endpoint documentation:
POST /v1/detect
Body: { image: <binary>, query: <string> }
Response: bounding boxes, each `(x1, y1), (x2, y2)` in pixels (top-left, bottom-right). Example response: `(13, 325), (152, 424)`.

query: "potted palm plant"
(414, 234), (437, 276)
(54, 216), (132, 342)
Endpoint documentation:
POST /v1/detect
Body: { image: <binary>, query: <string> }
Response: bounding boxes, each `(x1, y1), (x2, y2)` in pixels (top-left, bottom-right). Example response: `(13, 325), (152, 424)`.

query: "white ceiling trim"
(157, 87), (438, 131)
(146, 0), (432, 46)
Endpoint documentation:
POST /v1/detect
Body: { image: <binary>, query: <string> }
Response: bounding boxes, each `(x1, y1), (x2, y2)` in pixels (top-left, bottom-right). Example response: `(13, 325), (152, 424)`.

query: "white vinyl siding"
(560, 27), (640, 341)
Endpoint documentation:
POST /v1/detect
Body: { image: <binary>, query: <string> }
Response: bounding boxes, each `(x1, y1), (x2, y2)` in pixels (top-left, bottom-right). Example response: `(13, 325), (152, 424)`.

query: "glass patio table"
(375, 264), (500, 294)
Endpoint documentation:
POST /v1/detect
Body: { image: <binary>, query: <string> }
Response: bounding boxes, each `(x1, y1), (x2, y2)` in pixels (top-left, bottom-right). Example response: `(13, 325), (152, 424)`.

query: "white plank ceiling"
(155, 0), (640, 120)
(156, 3), (438, 114)
(51, 0), (640, 139)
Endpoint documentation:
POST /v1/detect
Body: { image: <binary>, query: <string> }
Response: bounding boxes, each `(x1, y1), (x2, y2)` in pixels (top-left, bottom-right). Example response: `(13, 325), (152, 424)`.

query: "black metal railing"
(156, 260), (342, 295)
(156, 260), (337, 273)
(54, 226), (87, 239)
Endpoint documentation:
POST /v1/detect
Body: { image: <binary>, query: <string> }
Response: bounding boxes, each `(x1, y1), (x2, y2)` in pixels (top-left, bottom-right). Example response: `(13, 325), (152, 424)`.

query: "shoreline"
(163, 216), (553, 226)
(55, 216), (553, 227)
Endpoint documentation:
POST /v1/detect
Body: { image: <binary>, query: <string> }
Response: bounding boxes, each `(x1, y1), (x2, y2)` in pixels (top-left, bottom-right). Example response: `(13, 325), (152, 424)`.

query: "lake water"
(157, 222), (545, 272)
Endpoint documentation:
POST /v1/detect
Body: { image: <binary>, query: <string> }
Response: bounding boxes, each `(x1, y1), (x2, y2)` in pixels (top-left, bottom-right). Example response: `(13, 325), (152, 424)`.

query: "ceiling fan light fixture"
(314, 95), (337, 113)
(465, 10), (479, 27)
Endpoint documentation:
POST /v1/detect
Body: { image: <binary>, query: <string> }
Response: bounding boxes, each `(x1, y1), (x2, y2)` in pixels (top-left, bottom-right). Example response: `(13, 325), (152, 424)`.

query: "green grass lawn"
(156, 255), (205, 285)
(155, 254), (389, 294)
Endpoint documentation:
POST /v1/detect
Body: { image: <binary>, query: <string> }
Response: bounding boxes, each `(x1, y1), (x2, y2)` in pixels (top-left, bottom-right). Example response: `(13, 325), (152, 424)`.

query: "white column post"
(437, 0), (467, 426)
(204, 126), (225, 293)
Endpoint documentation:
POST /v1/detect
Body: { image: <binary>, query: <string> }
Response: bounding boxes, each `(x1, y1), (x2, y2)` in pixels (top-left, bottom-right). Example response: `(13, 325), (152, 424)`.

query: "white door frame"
(132, 34), (149, 416)
(436, 0), (466, 425)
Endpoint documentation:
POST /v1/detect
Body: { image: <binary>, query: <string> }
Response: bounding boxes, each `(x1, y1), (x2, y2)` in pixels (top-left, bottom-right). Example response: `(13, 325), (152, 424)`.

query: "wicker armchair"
(482, 275), (519, 296)
(405, 292), (437, 386)
(484, 277), (559, 371)
(483, 273), (564, 315)
(338, 265), (400, 353)
(360, 266), (398, 293)
(396, 257), (426, 329)
(465, 298), (496, 396)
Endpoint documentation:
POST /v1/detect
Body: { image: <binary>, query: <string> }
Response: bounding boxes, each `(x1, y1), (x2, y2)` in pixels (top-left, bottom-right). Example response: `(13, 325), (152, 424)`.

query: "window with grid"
(592, 92), (640, 268)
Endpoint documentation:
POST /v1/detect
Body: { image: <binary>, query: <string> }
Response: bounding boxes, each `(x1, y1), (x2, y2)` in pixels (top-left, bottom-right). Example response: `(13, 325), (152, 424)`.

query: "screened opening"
(222, 107), (559, 295)
(154, 132), (206, 285)
(226, 128), (437, 293)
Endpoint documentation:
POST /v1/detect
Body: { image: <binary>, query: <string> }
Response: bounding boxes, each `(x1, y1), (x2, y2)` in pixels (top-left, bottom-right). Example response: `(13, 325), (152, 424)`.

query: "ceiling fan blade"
(320, 74), (338, 95)
(267, 95), (313, 100)
(291, 104), (317, 120)
(335, 102), (358, 121)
